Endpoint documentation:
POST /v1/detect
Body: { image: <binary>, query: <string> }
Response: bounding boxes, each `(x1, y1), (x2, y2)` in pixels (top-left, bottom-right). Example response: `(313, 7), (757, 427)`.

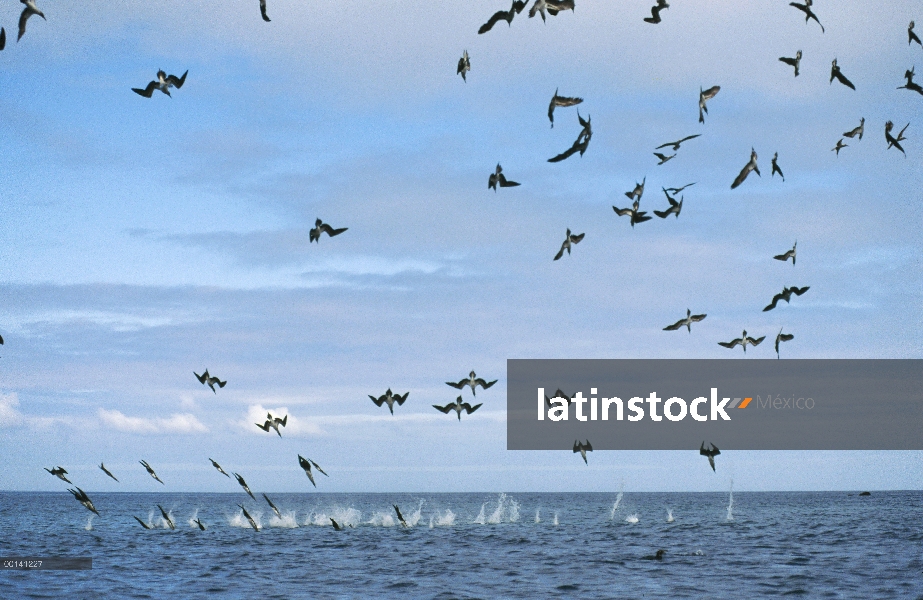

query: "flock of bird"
(6, 0), (918, 523)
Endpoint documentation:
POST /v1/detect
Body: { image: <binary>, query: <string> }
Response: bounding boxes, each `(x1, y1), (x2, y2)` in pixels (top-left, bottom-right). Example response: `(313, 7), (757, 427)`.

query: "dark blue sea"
(2, 491), (921, 599)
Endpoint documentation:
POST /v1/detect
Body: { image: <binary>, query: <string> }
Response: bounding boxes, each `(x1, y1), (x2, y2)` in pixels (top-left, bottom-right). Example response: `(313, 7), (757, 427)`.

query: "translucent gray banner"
(506, 360), (923, 450)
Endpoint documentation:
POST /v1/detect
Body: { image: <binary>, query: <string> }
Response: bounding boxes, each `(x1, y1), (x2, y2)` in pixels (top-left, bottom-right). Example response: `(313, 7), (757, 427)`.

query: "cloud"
(0, 393), (23, 427)
(98, 408), (207, 434)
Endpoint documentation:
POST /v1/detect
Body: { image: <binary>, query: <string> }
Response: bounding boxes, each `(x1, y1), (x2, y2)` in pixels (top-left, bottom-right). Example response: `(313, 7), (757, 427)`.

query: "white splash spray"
(666, 508), (674, 523)
(726, 478), (734, 521)
(434, 509), (455, 526)
(553, 511), (559, 526)
(85, 516), (94, 531)
(269, 511), (299, 528)
(473, 503), (487, 525)
(405, 499), (425, 527)
(188, 509), (199, 529)
(534, 509), (541, 524)
(625, 514), (639, 524)
(610, 488), (624, 520)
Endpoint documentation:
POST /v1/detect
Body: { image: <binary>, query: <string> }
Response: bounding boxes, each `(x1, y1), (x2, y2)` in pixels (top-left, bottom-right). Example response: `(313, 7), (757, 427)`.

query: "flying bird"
(700, 442), (720, 472)
(832, 138), (848, 155)
(393, 504), (409, 527)
(433, 396), (483, 421)
(0, 28), (6, 51)
(259, 0), (270, 22)
(653, 152), (675, 165)
(910, 21), (922, 47)
(698, 86), (720, 123)
(548, 88), (583, 128)
(885, 120), (909, 156)
(140, 460), (164, 485)
(789, 0), (824, 33)
(843, 118), (864, 140)
(194, 369), (227, 393)
(778, 50), (802, 76)
(310, 219), (348, 243)
(209, 458), (230, 477)
(446, 371), (497, 396)
(553, 229), (585, 261)
(298, 455), (328, 488)
(237, 504), (260, 531)
(898, 67), (923, 96)
(17, 0), (46, 42)
(718, 330), (766, 353)
(771, 153), (784, 181)
(624, 177), (646, 202)
(99, 463), (119, 482)
(157, 505), (175, 530)
(829, 59), (855, 90)
(573, 440), (592, 465)
(774, 241), (797, 265)
(653, 191), (682, 219)
(68, 488), (99, 516)
(613, 199), (652, 228)
(763, 286), (810, 311)
(133, 516), (153, 529)
(267, 412), (287, 436)
(731, 148), (760, 189)
(478, 1), (527, 34)
(656, 134), (700, 152)
(529, 0), (575, 23)
(132, 69), (188, 98)
(488, 164), (520, 190)
(663, 182), (695, 194)
(457, 50), (470, 81)
(233, 473), (255, 500)
(548, 111), (592, 162)
(263, 493), (282, 519)
(663, 308), (707, 333)
(369, 389), (409, 415)
(775, 328), (795, 359)
(44, 466), (71, 484)
(643, 0), (669, 24)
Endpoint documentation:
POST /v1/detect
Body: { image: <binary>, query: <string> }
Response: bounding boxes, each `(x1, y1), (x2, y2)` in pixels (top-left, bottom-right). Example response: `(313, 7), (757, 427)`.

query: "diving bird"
(0, 28), (6, 51)
(910, 21), (922, 47)
(843, 118), (864, 140)
(775, 328), (795, 359)
(624, 177), (645, 202)
(478, 1), (527, 34)
(310, 219), (347, 243)
(457, 50), (470, 81)
(157, 505), (175, 530)
(132, 69), (188, 98)
(17, 0), (45, 42)
(233, 473), (256, 500)
(788, 0), (824, 33)
(44, 466), (71, 484)
(369, 389), (409, 415)
(544, 389), (571, 409)
(259, 0), (270, 21)
(237, 504), (259, 531)
(446, 371), (497, 396)
(194, 518), (206, 530)
(548, 88), (583, 128)
(698, 85), (720, 123)
(553, 229), (585, 261)
(140, 460), (164, 485)
(832, 138), (848, 155)
(433, 396), (483, 421)
(393, 504), (409, 527)
(99, 463), (119, 482)
(548, 111), (592, 162)
(612, 199), (652, 228)
(653, 152), (675, 165)
(829, 59), (855, 90)
(897, 67), (923, 96)
(298, 455), (328, 488)
(133, 516), (153, 529)
(529, 0), (574, 23)
(718, 331), (766, 353)
(194, 369), (226, 393)
(653, 192), (682, 219)
(773, 242), (797, 265)
(209, 458), (230, 477)
(643, 0), (669, 24)
(885, 120), (909, 156)
(330, 518), (343, 530)
(664, 182), (695, 194)
(700, 442), (720, 472)
(267, 412), (287, 436)
(663, 308), (707, 333)
(488, 164), (520, 190)
(263, 493), (282, 519)
(763, 286), (810, 312)
(68, 488), (99, 516)
(573, 440), (592, 465)
(656, 134), (700, 152)
(778, 50), (802, 76)
(771, 153), (784, 181)
(731, 148), (760, 189)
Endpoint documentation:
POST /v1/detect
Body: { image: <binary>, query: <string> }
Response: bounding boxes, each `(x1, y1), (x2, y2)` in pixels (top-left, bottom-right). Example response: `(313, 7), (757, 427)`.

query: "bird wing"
(718, 338), (742, 348)
(433, 403), (453, 413)
(309, 227), (320, 242)
(478, 10), (508, 34)
(553, 242), (566, 261)
(749, 336), (766, 346)
(166, 71), (188, 89)
(310, 460), (328, 476)
(548, 144), (579, 163)
(463, 402), (483, 414)
(260, 0), (270, 21)
(612, 206), (633, 217)
(133, 516), (151, 529)
(476, 379), (497, 389)
(370, 394), (386, 407)
(763, 293), (782, 311)
(445, 379), (465, 389)
(570, 233), (585, 244)
(834, 71), (855, 90)
(132, 81), (158, 98)
(690, 313), (706, 322)
(677, 134), (701, 145)
(663, 319), (685, 330)
(498, 174), (520, 187)
(792, 286), (810, 295)
(18, 6), (36, 42)
(395, 392), (409, 405)
(304, 469), (316, 487)
(554, 95), (583, 107)
(702, 85), (720, 100)
(780, 333), (795, 342)
(731, 162), (753, 189)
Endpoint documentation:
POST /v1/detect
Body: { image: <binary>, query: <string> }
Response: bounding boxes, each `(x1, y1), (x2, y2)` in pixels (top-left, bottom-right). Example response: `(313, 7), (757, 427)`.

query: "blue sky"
(0, 0), (921, 493)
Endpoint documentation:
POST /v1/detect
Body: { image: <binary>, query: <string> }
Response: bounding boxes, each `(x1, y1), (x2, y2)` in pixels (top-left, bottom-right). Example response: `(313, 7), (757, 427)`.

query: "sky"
(0, 0), (921, 493)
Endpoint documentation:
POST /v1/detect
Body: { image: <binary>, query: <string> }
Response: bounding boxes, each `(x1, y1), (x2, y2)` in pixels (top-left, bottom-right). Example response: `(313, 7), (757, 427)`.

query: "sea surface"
(1, 491), (921, 599)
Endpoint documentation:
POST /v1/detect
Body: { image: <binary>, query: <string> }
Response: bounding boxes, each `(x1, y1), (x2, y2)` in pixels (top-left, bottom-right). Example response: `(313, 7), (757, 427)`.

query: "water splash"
(366, 511), (396, 527)
(553, 511), (559, 526)
(229, 510), (262, 530)
(85, 516), (94, 531)
(508, 497), (520, 523)
(666, 508), (674, 523)
(188, 509), (199, 528)
(726, 478), (734, 521)
(405, 499), (425, 527)
(610, 491), (624, 520)
(429, 516), (434, 529)
(625, 514), (639, 524)
(159, 508), (176, 530)
(269, 511), (299, 528)
(472, 503), (487, 525)
(487, 493), (507, 524)
(534, 509), (541, 524)
(146, 510), (156, 529)
(434, 509), (455, 526)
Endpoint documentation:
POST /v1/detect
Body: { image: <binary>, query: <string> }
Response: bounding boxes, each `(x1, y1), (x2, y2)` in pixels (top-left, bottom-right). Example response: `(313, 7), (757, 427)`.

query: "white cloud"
(0, 393), (23, 427)
(98, 408), (208, 434)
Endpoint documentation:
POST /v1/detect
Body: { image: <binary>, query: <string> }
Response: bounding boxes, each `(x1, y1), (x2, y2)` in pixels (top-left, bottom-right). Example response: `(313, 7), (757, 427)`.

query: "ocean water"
(2, 491), (921, 599)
